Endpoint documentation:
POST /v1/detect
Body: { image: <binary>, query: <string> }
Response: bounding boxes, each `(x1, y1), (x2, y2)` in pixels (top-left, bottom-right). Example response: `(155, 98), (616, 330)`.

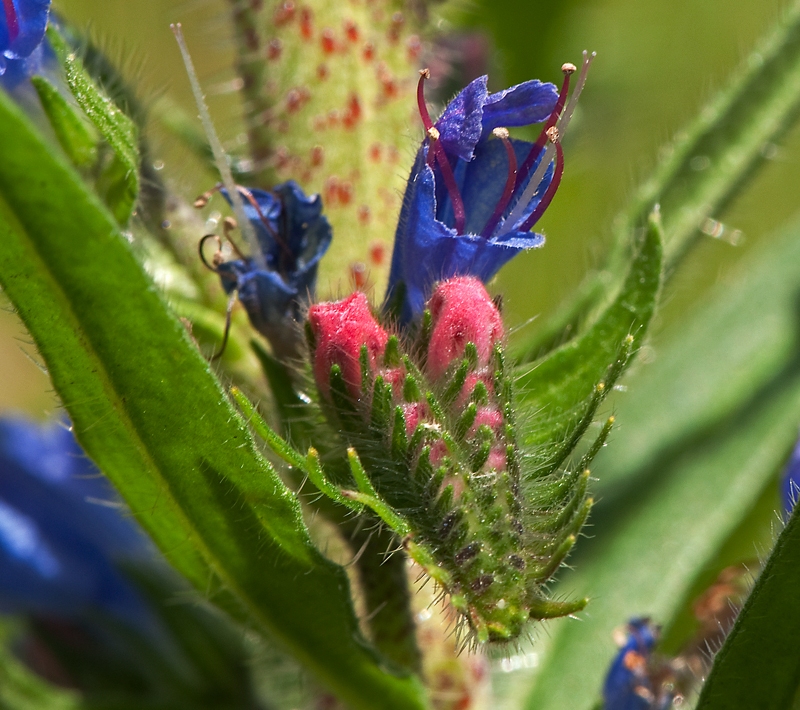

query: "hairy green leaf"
(515, 212), (662, 459)
(0, 90), (427, 710)
(521, 373), (800, 710)
(47, 27), (139, 225)
(596, 217), (800, 493)
(695, 507), (800, 710)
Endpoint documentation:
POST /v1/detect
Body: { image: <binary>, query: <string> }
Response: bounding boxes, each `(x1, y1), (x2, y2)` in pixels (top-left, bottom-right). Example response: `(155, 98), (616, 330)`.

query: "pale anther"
(493, 127), (510, 140)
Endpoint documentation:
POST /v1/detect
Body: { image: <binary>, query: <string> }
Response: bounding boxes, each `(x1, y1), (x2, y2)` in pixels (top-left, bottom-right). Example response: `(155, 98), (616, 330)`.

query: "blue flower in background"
(385, 56), (593, 323)
(211, 181), (332, 357)
(780, 434), (800, 517)
(603, 618), (672, 710)
(0, 416), (152, 625)
(0, 0), (51, 86)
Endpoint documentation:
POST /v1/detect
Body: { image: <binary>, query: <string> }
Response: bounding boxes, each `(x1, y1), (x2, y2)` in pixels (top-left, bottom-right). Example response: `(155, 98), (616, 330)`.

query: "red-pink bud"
(308, 292), (388, 400)
(426, 277), (504, 381)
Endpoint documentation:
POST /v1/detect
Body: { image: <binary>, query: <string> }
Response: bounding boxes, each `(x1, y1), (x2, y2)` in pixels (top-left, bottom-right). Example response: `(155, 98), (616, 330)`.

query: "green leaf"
(30, 75), (97, 168)
(515, 0), (800, 360)
(0, 643), (81, 710)
(47, 26), (139, 225)
(515, 211), (663, 459)
(695, 507), (800, 710)
(595, 216), (800, 492)
(0, 90), (427, 710)
(521, 374), (800, 710)
(515, 218), (800, 710)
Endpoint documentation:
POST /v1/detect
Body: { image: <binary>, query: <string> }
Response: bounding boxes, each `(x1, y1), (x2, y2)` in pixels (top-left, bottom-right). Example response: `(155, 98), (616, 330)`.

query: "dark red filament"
(480, 131), (518, 238)
(417, 71), (467, 234)
(3, 0), (19, 43)
(514, 69), (571, 192)
(518, 140), (564, 232)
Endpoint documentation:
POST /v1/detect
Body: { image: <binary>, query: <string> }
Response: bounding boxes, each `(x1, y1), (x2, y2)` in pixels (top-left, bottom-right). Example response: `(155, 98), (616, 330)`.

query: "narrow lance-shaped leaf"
(695, 505), (800, 710)
(515, 0), (800, 361)
(0, 90), (428, 710)
(515, 211), (663, 463)
(521, 371), (800, 710)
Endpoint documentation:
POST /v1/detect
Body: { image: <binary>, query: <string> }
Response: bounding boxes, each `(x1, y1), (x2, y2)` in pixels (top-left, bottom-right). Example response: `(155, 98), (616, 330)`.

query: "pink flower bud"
(308, 292), (388, 400)
(426, 277), (504, 381)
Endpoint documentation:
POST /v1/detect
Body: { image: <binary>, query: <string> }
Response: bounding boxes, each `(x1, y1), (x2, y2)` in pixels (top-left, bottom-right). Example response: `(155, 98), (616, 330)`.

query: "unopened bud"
(426, 277), (504, 381)
(308, 292), (388, 400)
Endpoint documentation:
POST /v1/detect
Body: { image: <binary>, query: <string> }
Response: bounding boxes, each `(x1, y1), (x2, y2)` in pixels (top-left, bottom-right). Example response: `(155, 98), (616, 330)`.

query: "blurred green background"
(1, 0), (796, 417)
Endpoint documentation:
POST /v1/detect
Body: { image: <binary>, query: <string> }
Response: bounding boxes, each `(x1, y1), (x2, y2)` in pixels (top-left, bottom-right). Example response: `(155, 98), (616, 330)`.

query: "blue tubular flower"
(0, 417), (152, 625)
(603, 618), (673, 710)
(0, 0), (51, 85)
(385, 54), (595, 323)
(206, 180), (332, 357)
(780, 434), (800, 517)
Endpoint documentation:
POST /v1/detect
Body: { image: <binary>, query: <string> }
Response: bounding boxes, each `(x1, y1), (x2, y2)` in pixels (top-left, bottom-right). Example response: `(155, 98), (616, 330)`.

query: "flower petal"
(481, 79), (559, 136)
(434, 75), (488, 162)
(0, 0), (50, 61)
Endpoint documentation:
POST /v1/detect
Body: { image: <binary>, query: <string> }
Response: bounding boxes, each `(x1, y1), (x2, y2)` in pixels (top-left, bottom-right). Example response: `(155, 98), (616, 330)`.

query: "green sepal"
(527, 596), (589, 620)
(391, 406), (409, 458)
(30, 75), (97, 168)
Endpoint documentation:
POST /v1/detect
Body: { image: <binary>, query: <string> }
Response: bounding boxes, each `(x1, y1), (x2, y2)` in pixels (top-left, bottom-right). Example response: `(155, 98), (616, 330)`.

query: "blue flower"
(211, 180), (332, 357)
(781, 434), (800, 517)
(603, 618), (672, 710)
(0, 417), (153, 625)
(385, 57), (593, 323)
(0, 0), (51, 87)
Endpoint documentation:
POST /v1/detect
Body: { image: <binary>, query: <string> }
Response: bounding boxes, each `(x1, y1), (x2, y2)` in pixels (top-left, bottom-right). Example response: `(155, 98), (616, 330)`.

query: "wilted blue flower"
(0, 0), (51, 87)
(208, 180), (332, 357)
(0, 416), (153, 625)
(603, 618), (672, 710)
(385, 55), (594, 323)
(780, 434), (800, 517)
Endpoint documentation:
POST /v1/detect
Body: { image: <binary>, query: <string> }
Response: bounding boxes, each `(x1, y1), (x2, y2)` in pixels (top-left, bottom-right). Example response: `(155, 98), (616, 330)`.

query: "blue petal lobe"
(0, 0), (51, 60)
(434, 75), (488, 162)
(481, 79), (559, 135)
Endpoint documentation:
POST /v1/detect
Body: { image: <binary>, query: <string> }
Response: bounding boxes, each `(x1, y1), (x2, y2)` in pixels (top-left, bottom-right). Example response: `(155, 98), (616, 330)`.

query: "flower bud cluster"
(306, 276), (588, 643)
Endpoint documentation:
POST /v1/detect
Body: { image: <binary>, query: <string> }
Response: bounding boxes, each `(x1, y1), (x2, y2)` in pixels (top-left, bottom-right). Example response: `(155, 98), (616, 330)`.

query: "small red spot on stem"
(369, 143), (382, 162)
(325, 176), (340, 205)
(350, 262), (368, 289)
(321, 27), (336, 53)
(337, 181), (354, 205)
(388, 11), (404, 42)
(342, 94), (362, 128)
(310, 145), (324, 166)
(286, 86), (311, 113)
(267, 38), (283, 60)
(344, 19), (359, 42)
(273, 0), (295, 26)
(369, 241), (385, 264)
(362, 41), (375, 61)
(406, 35), (422, 62)
(299, 7), (313, 40)
(316, 63), (329, 80)
(359, 206), (372, 225)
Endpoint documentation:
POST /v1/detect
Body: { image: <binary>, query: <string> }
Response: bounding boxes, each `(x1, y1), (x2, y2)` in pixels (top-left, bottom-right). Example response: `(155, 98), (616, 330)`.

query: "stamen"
(211, 293), (237, 361)
(498, 51), (594, 236)
(515, 62), (574, 191)
(416, 68), (435, 130)
(518, 130), (564, 232)
(417, 69), (467, 233)
(171, 23), (266, 269)
(198, 234), (224, 273)
(480, 128), (518, 238)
